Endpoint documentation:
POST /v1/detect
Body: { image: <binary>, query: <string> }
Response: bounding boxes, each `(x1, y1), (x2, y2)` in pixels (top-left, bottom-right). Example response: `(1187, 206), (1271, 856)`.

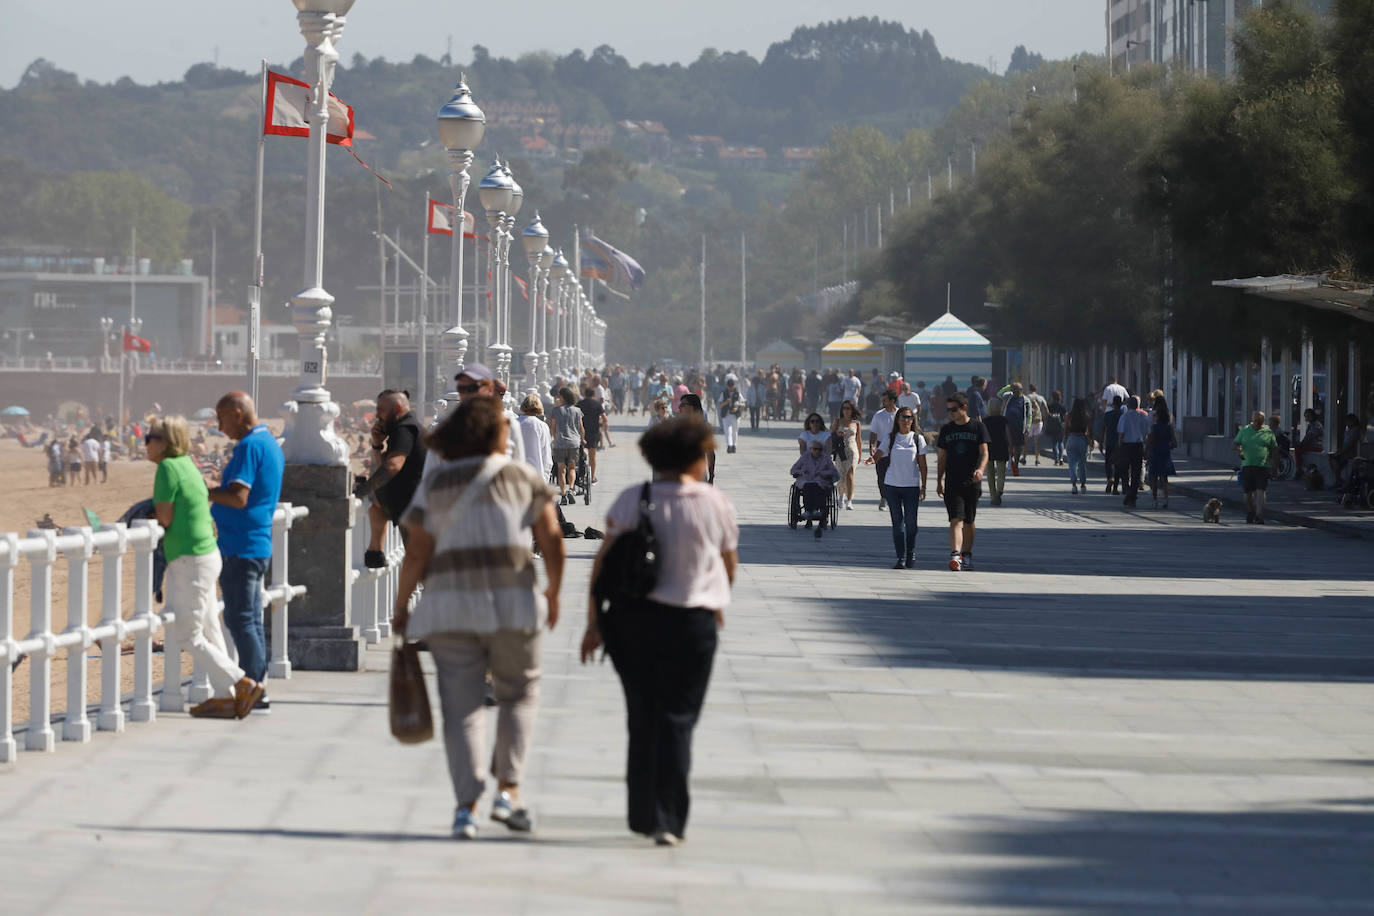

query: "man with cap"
(442, 363), (524, 464)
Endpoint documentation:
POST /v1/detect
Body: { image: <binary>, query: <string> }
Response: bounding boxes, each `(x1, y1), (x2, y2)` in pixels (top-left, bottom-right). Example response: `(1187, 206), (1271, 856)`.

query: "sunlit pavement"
(3, 413), (1372, 914)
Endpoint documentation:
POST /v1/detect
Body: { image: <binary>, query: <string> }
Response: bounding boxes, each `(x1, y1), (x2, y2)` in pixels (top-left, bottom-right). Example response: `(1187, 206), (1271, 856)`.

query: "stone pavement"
(3, 413), (1373, 914)
(1166, 453), (1374, 541)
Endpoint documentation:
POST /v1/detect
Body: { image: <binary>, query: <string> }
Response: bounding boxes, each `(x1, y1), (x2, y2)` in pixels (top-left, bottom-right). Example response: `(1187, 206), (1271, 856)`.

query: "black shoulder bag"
(592, 482), (660, 609)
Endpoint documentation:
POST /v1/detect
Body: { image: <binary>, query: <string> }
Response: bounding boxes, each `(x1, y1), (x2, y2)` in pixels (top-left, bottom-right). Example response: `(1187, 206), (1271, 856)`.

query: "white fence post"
(129, 521), (158, 723)
(96, 524), (126, 733)
(60, 527), (94, 743)
(268, 505), (294, 680)
(353, 499), (380, 645)
(1, 532), (19, 762)
(25, 529), (57, 752)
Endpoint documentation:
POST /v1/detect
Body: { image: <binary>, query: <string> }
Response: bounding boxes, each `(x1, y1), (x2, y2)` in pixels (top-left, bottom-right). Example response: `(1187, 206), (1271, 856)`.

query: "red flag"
(514, 276), (528, 301)
(122, 332), (151, 353)
(426, 200), (477, 239)
(264, 70), (354, 145)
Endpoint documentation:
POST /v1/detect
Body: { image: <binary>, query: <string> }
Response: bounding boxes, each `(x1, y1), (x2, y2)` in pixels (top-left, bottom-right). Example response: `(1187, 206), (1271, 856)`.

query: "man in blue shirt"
(208, 391), (284, 708)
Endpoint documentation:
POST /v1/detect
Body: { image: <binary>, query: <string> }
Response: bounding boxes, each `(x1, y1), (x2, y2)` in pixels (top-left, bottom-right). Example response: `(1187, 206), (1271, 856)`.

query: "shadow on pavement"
(81, 823), (647, 848)
(924, 806), (1374, 912)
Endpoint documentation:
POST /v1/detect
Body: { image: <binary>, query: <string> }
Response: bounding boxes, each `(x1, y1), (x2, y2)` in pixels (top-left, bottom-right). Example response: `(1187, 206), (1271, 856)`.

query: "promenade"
(3, 415), (1373, 914)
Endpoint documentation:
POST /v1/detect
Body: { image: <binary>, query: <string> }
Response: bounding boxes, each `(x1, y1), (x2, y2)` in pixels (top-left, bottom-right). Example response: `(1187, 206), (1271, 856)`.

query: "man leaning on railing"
(207, 391), (284, 713)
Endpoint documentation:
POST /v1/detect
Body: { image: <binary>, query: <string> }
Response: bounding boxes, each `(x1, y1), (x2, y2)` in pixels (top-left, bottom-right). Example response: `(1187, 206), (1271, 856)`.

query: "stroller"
(572, 442), (592, 505)
(120, 498), (168, 602)
(1338, 456), (1374, 509)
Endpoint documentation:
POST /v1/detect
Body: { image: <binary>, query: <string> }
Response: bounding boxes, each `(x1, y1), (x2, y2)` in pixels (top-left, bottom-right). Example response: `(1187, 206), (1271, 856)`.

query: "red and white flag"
(426, 200), (477, 239)
(122, 332), (152, 353)
(263, 70), (354, 145)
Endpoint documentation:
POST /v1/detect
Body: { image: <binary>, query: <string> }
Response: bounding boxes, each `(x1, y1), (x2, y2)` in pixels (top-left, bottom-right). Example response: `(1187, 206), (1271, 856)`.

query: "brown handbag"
(389, 638), (433, 744)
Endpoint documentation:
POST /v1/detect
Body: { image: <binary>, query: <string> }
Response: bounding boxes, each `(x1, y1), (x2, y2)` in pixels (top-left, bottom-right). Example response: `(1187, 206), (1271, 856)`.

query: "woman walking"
(1045, 390), (1066, 466)
(516, 394), (553, 482)
(581, 418), (738, 846)
(147, 415), (264, 719)
(874, 407), (930, 568)
(832, 400), (862, 510)
(1147, 402), (1177, 508)
(1065, 398), (1094, 494)
(982, 398), (1013, 506)
(393, 397), (566, 839)
(797, 412), (828, 456)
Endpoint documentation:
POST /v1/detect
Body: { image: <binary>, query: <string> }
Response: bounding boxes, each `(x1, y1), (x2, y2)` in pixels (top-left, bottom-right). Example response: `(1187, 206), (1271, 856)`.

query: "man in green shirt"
(1234, 410), (1278, 524)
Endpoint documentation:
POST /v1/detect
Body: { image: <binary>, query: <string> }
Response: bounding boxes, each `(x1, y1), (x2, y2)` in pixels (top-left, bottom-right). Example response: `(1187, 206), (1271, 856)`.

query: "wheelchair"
(787, 480), (840, 531)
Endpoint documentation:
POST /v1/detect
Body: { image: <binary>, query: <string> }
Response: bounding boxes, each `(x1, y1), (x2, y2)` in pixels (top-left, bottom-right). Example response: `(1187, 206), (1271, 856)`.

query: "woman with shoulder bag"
(392, 396), (566, 840)
(580, 417), (739, 847)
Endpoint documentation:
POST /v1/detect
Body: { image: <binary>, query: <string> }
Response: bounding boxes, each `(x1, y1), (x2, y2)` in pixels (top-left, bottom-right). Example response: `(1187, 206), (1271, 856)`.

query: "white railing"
(0, 356), (381, 378)
(349, 498), (407, 646)
(0, 503), (308, 765)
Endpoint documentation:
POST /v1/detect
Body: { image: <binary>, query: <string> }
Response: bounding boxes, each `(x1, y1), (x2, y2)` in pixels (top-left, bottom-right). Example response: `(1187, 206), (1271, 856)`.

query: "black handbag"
(592, 482), (659, 608)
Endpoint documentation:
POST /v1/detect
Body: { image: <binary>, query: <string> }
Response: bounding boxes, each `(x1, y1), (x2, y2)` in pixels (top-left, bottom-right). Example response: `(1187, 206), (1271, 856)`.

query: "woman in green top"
(148, 415), (264, 719)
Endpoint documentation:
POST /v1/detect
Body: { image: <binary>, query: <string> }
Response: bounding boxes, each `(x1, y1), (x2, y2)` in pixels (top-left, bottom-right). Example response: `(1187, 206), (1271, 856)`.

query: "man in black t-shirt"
(576, 388), (607, 484)
(358, 389), (427, 567)
(936, 391), (989, 572)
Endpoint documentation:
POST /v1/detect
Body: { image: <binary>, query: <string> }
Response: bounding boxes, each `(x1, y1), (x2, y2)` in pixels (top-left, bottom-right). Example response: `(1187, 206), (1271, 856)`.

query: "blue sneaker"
(490, 792), (534, 832)
(451, 806), (478, 840)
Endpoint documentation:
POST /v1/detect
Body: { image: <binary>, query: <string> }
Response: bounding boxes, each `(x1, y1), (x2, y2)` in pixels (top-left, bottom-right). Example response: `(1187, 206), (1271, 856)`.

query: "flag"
(122, 332), (152, 353)
(263, 69), (392, 188)
(83, 507), (101, 529)
(263, 70), (354, 145)
(426, 200), (477, 239)
(580, 235), (646, 290)
(514, 276), (528, 300)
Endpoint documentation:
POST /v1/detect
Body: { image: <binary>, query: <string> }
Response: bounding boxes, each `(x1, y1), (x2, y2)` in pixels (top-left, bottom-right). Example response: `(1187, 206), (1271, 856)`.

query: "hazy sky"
(1, 0), (1108, 88)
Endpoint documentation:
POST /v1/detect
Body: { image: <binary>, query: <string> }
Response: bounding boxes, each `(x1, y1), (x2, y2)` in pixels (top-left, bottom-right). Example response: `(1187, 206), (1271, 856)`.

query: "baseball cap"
(455, 362), (494, 382)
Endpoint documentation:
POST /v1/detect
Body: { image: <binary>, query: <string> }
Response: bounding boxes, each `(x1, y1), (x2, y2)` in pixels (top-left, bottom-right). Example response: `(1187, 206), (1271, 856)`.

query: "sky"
(0, 0), (1108, 88)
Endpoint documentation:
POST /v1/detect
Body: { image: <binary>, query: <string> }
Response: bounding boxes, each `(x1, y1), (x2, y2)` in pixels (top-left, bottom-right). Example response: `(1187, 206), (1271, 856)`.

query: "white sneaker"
(948, 553), (962, 571)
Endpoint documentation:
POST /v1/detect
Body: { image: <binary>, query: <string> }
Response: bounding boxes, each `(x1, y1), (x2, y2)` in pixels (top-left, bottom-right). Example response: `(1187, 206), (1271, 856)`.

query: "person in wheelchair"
(790, 438), (840, 539)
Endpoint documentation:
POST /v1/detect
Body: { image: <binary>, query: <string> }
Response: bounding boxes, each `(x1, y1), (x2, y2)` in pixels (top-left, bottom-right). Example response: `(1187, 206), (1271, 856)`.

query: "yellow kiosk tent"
(754, 339), (805, 367)
(821, 330), (883, 373)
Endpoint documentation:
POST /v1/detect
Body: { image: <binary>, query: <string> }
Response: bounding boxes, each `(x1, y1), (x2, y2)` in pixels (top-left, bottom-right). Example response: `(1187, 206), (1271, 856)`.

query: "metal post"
(699, 234), (706, 369)
(740, 233), (747, 367)
(248, 59), (267, 404)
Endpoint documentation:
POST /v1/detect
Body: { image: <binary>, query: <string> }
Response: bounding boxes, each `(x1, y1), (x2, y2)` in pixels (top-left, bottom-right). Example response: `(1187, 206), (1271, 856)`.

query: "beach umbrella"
(1, 405), (29, 416)
(352, 398), (376, 410)
(192, 407), (217, 420)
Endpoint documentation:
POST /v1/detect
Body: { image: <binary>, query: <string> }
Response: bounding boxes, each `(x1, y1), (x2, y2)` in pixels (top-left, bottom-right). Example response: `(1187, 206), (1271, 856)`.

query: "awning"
(1212, 275), (1374, 324)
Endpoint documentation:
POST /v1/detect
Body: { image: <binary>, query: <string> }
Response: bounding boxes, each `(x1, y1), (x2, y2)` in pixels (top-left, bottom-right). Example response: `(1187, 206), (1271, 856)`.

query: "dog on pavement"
(1202, 498), (1222, 523)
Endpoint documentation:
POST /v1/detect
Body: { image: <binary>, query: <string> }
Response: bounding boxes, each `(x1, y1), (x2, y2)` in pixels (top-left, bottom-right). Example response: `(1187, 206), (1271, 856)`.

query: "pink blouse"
(605, 481), (738, 611)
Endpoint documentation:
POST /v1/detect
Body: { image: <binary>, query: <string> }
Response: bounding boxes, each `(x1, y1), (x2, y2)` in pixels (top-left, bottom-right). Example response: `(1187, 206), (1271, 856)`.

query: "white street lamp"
(477, 158), (512, 377)
(537, 244), (554, 385)
(500, 162), (523, 384)
(436, 74), (485, 405)
(282, 0), (355, 466)
(549, 249), (569, 379)
(520, 212), (549, 382)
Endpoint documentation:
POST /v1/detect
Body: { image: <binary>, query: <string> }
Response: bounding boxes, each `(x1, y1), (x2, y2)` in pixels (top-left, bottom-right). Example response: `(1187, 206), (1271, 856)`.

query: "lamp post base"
(282, 393), (348, 466)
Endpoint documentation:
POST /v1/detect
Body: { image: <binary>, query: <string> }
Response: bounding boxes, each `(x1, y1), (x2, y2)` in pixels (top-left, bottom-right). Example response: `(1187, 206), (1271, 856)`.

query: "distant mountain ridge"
(0, 17), (988, 204)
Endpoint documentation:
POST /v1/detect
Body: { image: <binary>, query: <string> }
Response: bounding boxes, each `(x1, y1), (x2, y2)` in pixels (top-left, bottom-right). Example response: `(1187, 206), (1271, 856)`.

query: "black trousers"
(749, 405), (761, 430)
(876, 456), (891, 498)
(1121, 442), (1144, 502)
(600, 600), (718, 839)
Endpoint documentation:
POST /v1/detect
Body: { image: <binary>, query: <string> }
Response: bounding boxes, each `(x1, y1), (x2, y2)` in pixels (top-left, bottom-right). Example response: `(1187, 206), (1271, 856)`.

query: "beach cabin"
(821, 330), (883, 373)
(753, 339), (805, 369)
(903, 313), (992, 393)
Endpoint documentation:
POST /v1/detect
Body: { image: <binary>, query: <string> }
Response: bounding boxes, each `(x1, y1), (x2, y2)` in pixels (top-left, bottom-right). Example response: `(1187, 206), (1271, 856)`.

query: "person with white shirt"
(80, 433), (101, 485)
(876, 407), (931, 568)
(100, 435), (111, 483)
(866, 389), (899, 511)
(797, 412), (829, 456)
(516, 394), (553, 481)
(841, 369), (862, 407)
(1100, 377), (1129, 412)
(897, 382), (921, 417)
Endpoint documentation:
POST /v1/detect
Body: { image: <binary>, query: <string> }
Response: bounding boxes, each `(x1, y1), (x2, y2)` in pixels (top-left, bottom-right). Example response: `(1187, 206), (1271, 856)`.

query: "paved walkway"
(4, 414), (1373, 914)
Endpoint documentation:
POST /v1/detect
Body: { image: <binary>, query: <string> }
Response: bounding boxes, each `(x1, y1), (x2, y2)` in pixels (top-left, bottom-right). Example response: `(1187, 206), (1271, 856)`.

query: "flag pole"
(248, 58), (267, 404)
(740, 232), (746, 368)
(699, 234), (706, 370)
(419, 192), (429, 418)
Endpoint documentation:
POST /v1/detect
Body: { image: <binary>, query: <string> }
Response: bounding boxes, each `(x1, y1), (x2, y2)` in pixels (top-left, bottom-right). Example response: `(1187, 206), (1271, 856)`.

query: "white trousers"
(722, 414), (739, 448)
(164, 551), (244, 698)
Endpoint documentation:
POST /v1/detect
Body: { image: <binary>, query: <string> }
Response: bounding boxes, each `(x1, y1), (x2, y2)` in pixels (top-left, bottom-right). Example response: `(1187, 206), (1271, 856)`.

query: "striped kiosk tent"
(903, 313), (992, 393)
(821, 330), (883, 373)
(754, 339), (805, 368)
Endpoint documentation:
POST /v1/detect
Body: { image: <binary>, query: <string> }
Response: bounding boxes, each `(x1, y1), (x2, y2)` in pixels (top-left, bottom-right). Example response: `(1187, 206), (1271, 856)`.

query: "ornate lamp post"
(436, 75), (485, 405)
(549, 250), (569, 377)
(537, 244), (554, 385)
(282, 0), (354, 465)
(499, 162), (523, 384)
(477, 158), (512, 375)
(520, 212), (549, 382)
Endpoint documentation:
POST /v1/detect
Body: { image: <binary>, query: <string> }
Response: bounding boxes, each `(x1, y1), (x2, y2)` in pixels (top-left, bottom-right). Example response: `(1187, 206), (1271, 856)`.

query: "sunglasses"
(898, 414), (915, 421)
(946, 404), (963, 411)
(144, 433), (162, 444)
